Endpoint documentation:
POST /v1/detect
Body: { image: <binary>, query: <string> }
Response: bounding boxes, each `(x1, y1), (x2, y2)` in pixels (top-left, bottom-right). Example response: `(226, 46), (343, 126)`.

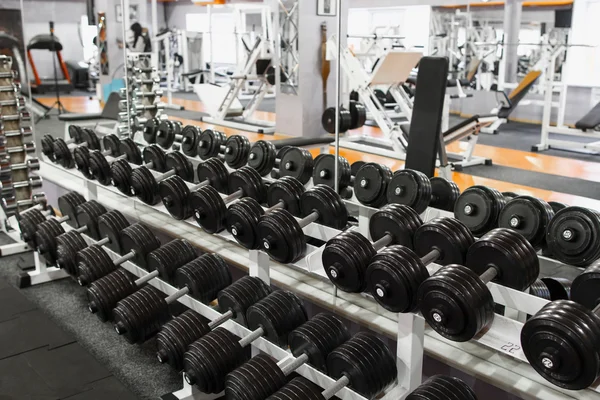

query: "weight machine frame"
(32, 157), (597, 399)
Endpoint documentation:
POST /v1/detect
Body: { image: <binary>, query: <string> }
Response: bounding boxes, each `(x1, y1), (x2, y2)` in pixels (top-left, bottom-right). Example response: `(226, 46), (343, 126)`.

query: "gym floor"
(1, 93), (598, 400)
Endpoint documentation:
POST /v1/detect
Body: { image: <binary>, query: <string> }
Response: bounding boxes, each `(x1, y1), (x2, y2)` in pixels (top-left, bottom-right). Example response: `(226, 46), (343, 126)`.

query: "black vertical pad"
(404, 57), (449, 178)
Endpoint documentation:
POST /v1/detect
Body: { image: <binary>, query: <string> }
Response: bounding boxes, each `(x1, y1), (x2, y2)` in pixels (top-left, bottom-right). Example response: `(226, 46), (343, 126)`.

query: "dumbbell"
(322, 204), (423, 293)
(113, 253), (232, 344)
(75, 221), (160, 286)
(227, 176), (305, 249)
(142, 117), (162, 144)
(34, 198), (109, 265)
(86, 239), (196, 321)
(453, 185), (512, 236)
(365, 217), (474, 312)
(352, 162), (393, 208)
(497, 195), (555, 250)
(418, 228), (539, 342)
(1, 193), (47, 217)
(521, 261), (600, 390)
(321, 106), (353, 134)
(405, 375), (478, 400)
(50, 128), (102, 168)
(245, 332), (396, 400)
(0, 142), (36, 159)
(311, 154), (353, 195)
(129, 75), (160, 88)
(544, 206), (600, 267)
(110, 144), (167, 196)
(153, 123), (200, 156)
(159, 158), (229, 220)
(131, 151), (194, 205)
(270, 146), (315, 184)
(132, 88), (163, 100)
(387, 169), (461, 213)
(155, 119), (184, 149)
(196, 129), (253, 170)
(87, 138), (144, 185)
(220, 313), (349, 399)
(0, 176), (43, 198)
(259, 185), (348, 264)
(191, 166), (266, 233)
(131, 102), (165, 114)
(71, 134), (121, 181)
(0, 158), (40, 182)
(55, 209), (131, 277)
(183, 290), (308, 393)
(156, 276), (272, 371)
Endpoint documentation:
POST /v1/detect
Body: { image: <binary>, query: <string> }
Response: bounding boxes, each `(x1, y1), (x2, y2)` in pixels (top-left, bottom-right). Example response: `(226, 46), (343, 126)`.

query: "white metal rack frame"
(32, 160), (600, 400)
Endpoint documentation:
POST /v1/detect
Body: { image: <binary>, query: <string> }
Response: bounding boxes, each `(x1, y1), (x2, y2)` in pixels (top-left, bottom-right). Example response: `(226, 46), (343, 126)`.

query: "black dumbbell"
(387, 169), (461, 213)
(270, 147), (314, 184)
(220, 313), (349, 399)
(259, 185), (348, 264)
(497, 195), (555, 250)
(322, 204), (423, 293)
(0, 141), (36, 161)
(365, 217), (474, 312)
(191, 166), (266, 233)
(131, 151), (194, 205)
(76, 223), (161, 286)
(87, 138), (144, 185)
(1, 193), (47, 217)
(35, 198), (109, 265)
(50, 127), (102, 168)
(252, 332), (396, 400)
(0, 176), (43, 198)
(40, 125), (86, 161)
(55, 209), (131, 277)
(155, 119), (183, 149)
(352, 162), (394, 208)
(545, 206), (600, 267)
(183, 290), (308, 393)
(311, 154), (354, 197)
(197, 129), (227, 160)
(86, 239), (196, 321)
(418, 228), (539, 342)
(0, 158), (40, 182)
(159, 158), (229, 220)
(112, 253), (231, 344)
(110, 144), (167, 196)
(521, 261), (600, 390)
(453, 186), (511, 236)
(406, 375), (478, 400)
(227, 176), (304, 249)
(142, 117), (162, 144)
(72, 134), (123, 179)
(246, 140), (283, 176)
(196, 129), (252, 170)
(156, 276), (272, 370)
(321, 106), (353, 134)
(179, 125), (202, 156)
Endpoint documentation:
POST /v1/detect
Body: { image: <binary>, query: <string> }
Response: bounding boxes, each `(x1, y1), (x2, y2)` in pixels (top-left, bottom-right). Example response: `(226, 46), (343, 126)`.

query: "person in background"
(128, 22), (151, 53)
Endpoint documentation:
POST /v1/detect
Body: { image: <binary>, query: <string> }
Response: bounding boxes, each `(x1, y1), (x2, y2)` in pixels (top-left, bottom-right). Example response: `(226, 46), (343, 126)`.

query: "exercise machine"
(27, 34), (73, 94)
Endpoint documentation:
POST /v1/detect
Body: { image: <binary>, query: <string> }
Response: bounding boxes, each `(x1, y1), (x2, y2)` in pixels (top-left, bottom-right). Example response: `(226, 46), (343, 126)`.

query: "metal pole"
(333, 0), (342, 195)
(121, 0), (132, 137)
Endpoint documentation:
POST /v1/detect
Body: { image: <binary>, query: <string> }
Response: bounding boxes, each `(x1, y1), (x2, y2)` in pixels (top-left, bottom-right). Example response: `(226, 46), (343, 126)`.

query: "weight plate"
(81, 128), (100, 150)
(143, 118), (160, 144)
(156, 120), (177, 149)
(166, 152), (194, 182)
(454, 185), (507, 236)
(248, 140), (276, 176)
(498, 196), (554, 250)
(321, 107), (352, 133)
(143, 145), (167, 172)
(354, 162), (393, 208)
(110, 160), (133, 195)
(229, 166), (266, 204)
(131, 166), (159, 205)
(549, 201), (567, 214)
(41, 134), (56, 161)
(181, 125), (200, 156)
(57, 192), (86, 228)
(217, 276), (272, 326)
(68, 125), (83, 142)
(198, 157), (229, 194)
(406, 375), (477, 400)
(258, 209), (306, 264)
(73, 146), (93, 179)
(156, 309), (210, 370)
(224, 135), (251, 169)
(571, 262), (600, 309)
(312, 154), (352, 191)
(266, 176), (304, 216)
(348, 100), (367, 129)
(546, 206), (600, 267)
(369, 204), (423, 249)
(198, 129), (226, 160)
(52, 138), (74, 169)
(386, 169), (432, 214)
(350, 161), (365, 177)
(227, 198), (265, 249)
(279, 147), (314, 184)
(414, 217), (474, 266)
(120, 138), (142, 165)
(97, 210), (130, 254)
(430, 177), (460, 212)
(300, 185), (348, 230)
(76, 200), (107, 240)
(88, 151), (112, 185)
(159, 176), (191, 220)
(190, 186), (227, 233)
(120, 223), (161, 269)
(175, 253), (231, 303)
(102, 134), (121, 157)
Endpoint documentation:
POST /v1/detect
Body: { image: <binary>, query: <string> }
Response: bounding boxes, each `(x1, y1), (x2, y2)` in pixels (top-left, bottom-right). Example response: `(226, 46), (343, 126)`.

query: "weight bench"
(59, 92), (121, 137)
(481, 70), (541, 134)
(575, 102), (600, 131)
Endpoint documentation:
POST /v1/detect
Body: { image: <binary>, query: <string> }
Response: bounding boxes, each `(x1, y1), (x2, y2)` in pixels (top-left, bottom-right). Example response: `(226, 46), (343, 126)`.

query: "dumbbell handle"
(113, 250), (137, 266)
(223, 188), (244, 204)
(279, 352), (310, 376)
(155, 168), (177, 182)
(164, 286), (189, 304)
(199, 141), (226, 153)
(238, 326), (265, 348)
(266, 200), (285, 213)
(134, 270), (159, 286)
(189, 178), (211, 193)
(321, 375), (351, 400)
(372, 233), (393, 252)
(207, 309), (234, 330)
(298, 210), (320, 228)
(480, 266), (499, 285)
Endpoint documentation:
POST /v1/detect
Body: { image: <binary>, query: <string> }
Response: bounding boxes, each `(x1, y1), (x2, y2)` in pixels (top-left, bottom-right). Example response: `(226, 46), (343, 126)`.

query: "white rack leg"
(84, 178), (98, 201)
(395, 313), (425, 394)
(0, 241), (31, 256)
(249, 250), (271, 285)
(18, 252), (69, 288)
(170, 375), (222, 399)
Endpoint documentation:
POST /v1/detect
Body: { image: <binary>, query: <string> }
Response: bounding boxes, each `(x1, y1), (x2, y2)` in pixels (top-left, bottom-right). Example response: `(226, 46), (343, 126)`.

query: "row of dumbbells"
(16, 192), (478, 399)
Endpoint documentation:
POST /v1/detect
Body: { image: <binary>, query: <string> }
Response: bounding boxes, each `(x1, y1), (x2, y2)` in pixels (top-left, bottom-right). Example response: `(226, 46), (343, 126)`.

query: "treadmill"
(27, 34), (73, 94)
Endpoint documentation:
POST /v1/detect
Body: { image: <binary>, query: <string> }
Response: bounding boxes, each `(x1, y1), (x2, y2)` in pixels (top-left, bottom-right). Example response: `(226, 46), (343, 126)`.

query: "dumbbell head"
(264, 376), (323, 400)
(224, 135), (251, 169)
(180, 125), (200, 156)
(198, 129), (226, 160)
(498, 195), (554, 250)
(146, 239), (196, 283)
(157, 310), (211, 370)
(86, 268), (138, 321)
(57, 191), (87, 228)
(77, 244), (119, 286)
(56, 231), (88, 276)
(366, 218), (474, 312)
(17, 208), (51, 246)
(73, 146), (94, 178)
(191, 166), (265, 233)
(34, 219), (65, 264)
(247, 140), (276, 176)
(312, 154), (352, 193)
(41, 134), (57, 160)
(406, 375), (477, 400)
(132, 152), (193, 205)
(218, 276), (272, 325)
(386, 169), (432, 214)
(227, 176), (304, 250)
(454, 185), (507, 236)
(418, 228), (538, 342)
(159, 158), (229, 220)
(75, 200), (107, 240)
(175, 253), (231, 304)
(369, 203), (423, 249)
(113, 285), (171, 344)
(156, 120), (183, 149)
(120, 223), (161, 268)
(353, 162), (393, 208)
(143, 117), (161, 144)
(545, 206), (600, 267)
(326, 332), (397, 398)
(89, 139), (141, 186)
(275, 147), (314, 184)
(521, 300), (600, 390)
(429, 177), (461, 212)
(97, 210), (130, 254)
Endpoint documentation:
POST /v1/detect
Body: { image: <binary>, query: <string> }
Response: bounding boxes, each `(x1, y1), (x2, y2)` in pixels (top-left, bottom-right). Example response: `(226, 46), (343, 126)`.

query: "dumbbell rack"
(0, 55), (44, 256)
(33, 157), (599, 400)
(123, 53), (164, 136)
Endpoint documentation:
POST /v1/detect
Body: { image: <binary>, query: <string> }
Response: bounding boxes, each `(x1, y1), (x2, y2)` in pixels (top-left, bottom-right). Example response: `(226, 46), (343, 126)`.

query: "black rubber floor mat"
(0, 285), (37, 322)
(23, 343), (112, 398)
(0, 353), (60, 399)
(62, 377), (139, 400)
(0, 310), (75, 360)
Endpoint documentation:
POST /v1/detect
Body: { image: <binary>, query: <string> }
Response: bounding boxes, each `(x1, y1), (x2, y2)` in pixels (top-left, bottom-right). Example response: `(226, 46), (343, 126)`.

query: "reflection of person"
(127, 22), (150, 52)
(323, 0), (331, 14)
